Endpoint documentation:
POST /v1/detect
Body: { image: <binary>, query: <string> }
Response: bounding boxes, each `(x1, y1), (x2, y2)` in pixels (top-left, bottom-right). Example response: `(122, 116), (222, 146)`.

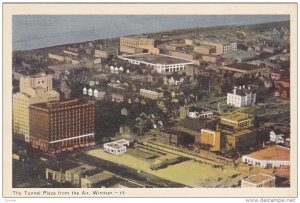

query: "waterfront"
(13, 15), (289, 50)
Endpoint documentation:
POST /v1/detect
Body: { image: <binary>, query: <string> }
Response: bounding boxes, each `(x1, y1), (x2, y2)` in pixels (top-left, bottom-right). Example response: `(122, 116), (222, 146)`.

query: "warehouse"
(242, 145), (290, 168)
(118, 53), (194, 74)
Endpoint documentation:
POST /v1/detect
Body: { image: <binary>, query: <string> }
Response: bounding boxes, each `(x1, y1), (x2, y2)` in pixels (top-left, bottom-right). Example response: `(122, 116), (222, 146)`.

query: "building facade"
(198, 129), (221, 151)
(29, 99), (96, 155)
(19, 73), (53, 92)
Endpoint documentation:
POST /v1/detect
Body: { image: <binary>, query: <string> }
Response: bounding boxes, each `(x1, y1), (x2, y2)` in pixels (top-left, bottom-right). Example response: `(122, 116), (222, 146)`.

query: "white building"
(269, 131), (285, 144)
(188, 111), (213, 119)
(242, 145), (290, 168)
(118, 53), (194, 74)
(103, 139), (130, 155)
(227, 86), (256, 107)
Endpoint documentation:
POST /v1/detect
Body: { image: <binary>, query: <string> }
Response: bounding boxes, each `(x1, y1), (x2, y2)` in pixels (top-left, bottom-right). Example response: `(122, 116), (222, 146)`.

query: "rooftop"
(243, 173), (275, 184)
(221, 50), (256, 61)
(221, 112), (252, 122)
(244, 145), (290, 161)
(30, 99), (95, 110)
(119, 53), (193, 65)
(48, 64), (84, 71)
(224, 63), (262, 71)
(222, 128), (254, 137)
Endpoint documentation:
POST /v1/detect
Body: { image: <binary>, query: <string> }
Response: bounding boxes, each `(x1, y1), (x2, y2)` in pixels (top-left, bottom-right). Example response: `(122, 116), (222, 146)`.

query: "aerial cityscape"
(12, 15), (291, 189)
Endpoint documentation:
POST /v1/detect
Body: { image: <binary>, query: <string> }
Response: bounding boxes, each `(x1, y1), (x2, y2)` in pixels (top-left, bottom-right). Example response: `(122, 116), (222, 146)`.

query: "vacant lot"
(86, 148), (241, 187)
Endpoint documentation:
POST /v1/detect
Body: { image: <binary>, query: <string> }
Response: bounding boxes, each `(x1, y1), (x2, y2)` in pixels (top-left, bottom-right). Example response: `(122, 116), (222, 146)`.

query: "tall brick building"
(29, 99), (96, 155)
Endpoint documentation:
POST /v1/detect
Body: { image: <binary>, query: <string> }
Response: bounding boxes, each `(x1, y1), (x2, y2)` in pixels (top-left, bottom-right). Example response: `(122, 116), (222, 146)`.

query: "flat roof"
(221, 112), (251, 122)
(243, 173), (275, 184)
(224, 63), (262, 71)
(48, 64), (84, 71)
(221, 50), (256, 60)
(245, 145), (290, 161)
(223, 128), (254, 137)
(119, 53), (193, 65)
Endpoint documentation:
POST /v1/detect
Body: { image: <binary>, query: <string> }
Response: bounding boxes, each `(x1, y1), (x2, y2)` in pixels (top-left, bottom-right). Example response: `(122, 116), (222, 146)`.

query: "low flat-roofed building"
(220, 112), (253, 130)
(118, 53), (194, 74)
(241, 173), (276, 188)
(81, 170), (114, 188)
(222, 63), (270, 75)
(48, 52), (65, 62)
(103, 139), (130, 155)
(169, 51), (197, 60)
(221, 50), (256, 63)
(140, 89), (164, 100)
(194, 44), (216, 55)
(242, 145), (290, 168)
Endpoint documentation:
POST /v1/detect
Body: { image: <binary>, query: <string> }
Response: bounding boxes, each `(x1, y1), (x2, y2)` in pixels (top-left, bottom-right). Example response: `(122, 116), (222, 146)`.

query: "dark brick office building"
(29, 99), (96, 155)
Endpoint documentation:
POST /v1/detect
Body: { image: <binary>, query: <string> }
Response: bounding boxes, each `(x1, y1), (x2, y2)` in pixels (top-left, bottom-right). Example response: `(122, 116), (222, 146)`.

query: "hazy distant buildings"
(120, 36), (159, 55)
(13, 73), (59, 142)
(227, 86), (256, 107)
(29, 99), (96, 155)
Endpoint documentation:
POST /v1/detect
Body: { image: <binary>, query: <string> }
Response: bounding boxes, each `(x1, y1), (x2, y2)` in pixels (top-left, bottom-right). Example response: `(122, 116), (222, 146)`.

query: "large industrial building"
(29, 99), (96, 155)
(13, 73), (60, 142)
(118, 53), (194, 74)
